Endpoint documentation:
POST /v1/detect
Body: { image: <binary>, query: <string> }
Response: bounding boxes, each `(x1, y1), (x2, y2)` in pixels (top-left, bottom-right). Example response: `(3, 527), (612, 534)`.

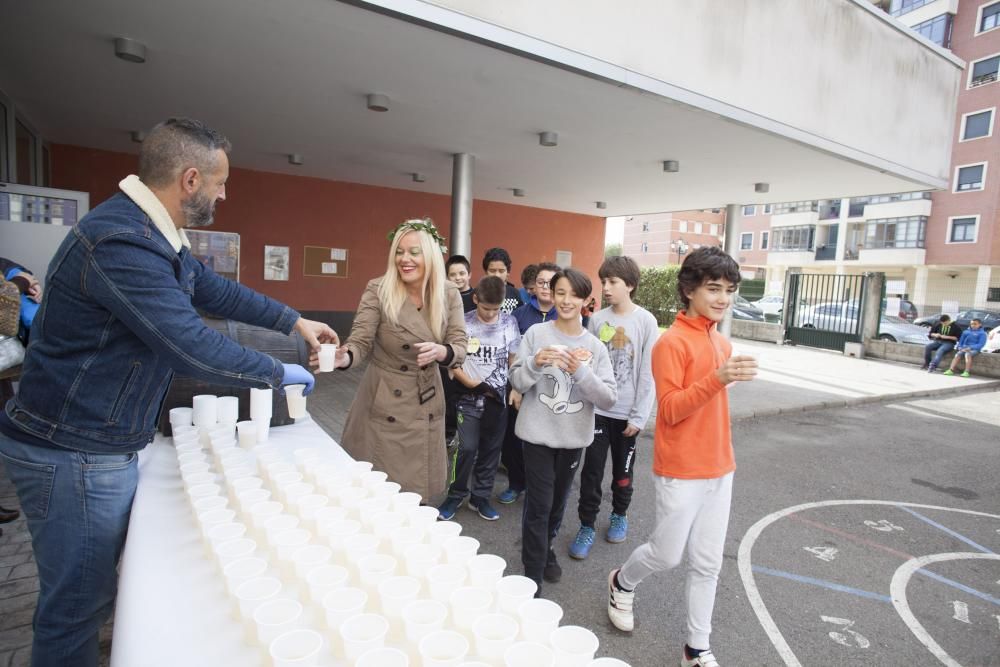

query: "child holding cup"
(508, 268), (616, 595)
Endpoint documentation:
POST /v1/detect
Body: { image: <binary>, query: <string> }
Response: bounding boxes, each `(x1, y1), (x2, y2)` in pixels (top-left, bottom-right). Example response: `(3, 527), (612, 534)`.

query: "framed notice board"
(187, 230), (240, 282)
(303, 245), (350, 278)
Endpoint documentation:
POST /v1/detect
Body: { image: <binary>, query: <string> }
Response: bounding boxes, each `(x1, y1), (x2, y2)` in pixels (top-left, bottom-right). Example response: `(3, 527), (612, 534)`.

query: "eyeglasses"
(535, 279), (551, 288)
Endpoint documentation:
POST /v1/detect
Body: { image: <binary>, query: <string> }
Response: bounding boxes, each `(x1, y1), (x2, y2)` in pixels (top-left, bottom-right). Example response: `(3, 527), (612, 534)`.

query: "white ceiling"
(0, 0), (932, 217)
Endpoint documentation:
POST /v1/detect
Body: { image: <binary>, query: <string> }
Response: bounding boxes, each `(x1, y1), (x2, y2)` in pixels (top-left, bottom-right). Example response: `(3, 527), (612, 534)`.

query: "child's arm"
(509, 330), (543, 394)
(654, 338), (728, 425)
(627, 312), (660, 432)
(571, 344), (617, 411)
(451, 367), (480, 389)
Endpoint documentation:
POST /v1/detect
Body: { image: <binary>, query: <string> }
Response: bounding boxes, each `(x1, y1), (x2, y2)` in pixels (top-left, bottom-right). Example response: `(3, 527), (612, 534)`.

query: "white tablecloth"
(110, 418), (353, 667)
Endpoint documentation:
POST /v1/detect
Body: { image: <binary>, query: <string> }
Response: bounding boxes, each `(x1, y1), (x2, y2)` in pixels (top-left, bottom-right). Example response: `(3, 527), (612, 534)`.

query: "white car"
(752, 295), (785, 317)
(796, 301), (928, 344)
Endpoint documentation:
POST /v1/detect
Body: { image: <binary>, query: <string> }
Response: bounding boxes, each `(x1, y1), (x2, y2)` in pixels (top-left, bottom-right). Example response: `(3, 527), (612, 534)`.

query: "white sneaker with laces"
(607, 569), (634, 631)
(680, 648), (719, 667)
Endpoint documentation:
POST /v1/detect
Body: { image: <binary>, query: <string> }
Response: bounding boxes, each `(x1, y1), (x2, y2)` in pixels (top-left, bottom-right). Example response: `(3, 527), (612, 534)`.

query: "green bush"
(634, 266), (682, 327)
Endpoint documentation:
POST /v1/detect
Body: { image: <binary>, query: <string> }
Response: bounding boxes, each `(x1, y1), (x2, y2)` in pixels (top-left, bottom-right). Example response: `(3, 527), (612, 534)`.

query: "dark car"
(732, 294), (765, 322)
(916, 309), (999, 331)
(883, 298), (918, 321)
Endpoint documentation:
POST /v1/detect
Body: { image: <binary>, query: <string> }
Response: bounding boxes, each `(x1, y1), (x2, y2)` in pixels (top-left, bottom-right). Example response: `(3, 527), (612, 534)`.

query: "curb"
(733, 380), (1000, 421)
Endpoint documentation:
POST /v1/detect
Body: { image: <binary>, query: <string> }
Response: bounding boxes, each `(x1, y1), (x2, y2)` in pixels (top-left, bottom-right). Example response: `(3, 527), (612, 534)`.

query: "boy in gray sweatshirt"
(510, 268), (617, 593)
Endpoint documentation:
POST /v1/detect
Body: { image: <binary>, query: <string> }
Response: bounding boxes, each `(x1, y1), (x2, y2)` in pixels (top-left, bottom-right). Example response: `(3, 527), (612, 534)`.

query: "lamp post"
(671, 237), (689, 265)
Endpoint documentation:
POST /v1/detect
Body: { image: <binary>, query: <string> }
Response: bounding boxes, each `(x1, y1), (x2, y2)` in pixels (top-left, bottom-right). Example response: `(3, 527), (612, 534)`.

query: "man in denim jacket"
(0, 118), (336, 667)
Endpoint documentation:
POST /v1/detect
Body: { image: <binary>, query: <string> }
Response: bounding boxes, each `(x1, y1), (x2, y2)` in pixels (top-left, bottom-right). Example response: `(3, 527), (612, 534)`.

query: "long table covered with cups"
(110, 394), (628, 667)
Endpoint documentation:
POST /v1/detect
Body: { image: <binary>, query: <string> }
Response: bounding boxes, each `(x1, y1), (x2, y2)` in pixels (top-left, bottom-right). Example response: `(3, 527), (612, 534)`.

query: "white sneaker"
(607, 569), (634, 631)
(680, 647), (719, 667)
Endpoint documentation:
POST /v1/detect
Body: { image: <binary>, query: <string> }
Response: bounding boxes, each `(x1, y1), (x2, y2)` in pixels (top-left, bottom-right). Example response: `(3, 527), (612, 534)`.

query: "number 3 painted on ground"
(821, 615), (871, 648)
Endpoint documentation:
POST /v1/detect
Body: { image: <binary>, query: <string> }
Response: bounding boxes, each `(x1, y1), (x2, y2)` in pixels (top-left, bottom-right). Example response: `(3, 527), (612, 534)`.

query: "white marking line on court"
(891, 552), (1000, 667)
(887, 404), (960, 421)
(738, 500), (1000, 667)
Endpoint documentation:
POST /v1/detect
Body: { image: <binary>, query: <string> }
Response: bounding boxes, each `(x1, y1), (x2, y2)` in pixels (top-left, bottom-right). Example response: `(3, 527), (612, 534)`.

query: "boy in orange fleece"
(606, 247), (757, 667)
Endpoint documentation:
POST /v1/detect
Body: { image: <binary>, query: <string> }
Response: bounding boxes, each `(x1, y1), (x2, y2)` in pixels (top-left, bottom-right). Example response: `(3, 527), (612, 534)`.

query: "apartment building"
(621, 210), (726, 270)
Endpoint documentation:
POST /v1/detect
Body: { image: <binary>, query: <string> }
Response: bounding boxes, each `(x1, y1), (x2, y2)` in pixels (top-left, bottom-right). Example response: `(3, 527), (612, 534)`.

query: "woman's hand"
(415, 342), (446, 366)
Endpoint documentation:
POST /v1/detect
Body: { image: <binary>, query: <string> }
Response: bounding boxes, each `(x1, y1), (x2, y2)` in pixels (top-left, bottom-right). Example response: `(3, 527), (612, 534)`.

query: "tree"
(604, 243), (622, 257)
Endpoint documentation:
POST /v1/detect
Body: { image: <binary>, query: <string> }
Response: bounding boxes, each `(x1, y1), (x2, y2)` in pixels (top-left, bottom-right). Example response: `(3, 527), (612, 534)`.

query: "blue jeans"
(924, 341), (955, 367)
(0, 432), (138, 667)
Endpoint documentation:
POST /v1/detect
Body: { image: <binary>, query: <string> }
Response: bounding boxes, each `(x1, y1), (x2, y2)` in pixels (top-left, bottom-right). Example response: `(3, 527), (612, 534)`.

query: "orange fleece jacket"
(651, 311), (734, 479)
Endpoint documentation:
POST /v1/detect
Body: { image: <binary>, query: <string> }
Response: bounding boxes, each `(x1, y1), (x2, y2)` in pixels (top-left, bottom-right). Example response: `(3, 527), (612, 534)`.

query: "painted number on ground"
(804, 546), (839, 562)
(821, 616), (871, 648)
(864, 519), (903, 532)
(952, 601), (970, 624)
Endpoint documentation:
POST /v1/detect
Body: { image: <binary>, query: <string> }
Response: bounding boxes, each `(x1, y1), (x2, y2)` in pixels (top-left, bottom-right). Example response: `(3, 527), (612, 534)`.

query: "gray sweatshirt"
(510, 321), (618, 449)
(587, 305), (659, 430)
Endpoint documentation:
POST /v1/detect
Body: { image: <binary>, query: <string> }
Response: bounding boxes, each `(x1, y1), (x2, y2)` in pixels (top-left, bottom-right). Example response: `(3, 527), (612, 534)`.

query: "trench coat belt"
(370, 357), (439, 405)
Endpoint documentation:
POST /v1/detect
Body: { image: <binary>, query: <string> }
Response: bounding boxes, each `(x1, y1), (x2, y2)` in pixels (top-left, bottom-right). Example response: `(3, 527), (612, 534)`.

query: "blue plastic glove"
(281, 363), (315, 396)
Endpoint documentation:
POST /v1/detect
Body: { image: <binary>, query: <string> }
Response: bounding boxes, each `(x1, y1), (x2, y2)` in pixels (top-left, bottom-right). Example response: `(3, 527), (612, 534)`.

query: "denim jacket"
(4, 189), (299, 453)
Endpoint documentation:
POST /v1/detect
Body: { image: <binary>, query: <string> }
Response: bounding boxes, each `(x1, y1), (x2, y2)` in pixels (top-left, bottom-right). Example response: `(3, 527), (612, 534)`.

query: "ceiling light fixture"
(662, 160), (679, 173)
(755, 182), (770, 193)
(512, 188), (525, 197)
(539, 131), (558, 147)
(114, 37), (147, 64)
(596, 201), (607, 210)
(366, 94), (389, 112)
(130, 130), (146, 143)
(412, 173), (426, 183)
(288, 154), (304, 165)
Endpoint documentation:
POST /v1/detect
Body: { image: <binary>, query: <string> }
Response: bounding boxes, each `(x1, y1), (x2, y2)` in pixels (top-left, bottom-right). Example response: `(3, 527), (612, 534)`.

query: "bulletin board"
(303, 245), (350, 278)
(187, 230), (240, 282)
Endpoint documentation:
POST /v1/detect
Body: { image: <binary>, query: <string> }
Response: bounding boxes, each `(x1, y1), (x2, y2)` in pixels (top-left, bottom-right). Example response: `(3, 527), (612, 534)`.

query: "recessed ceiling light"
(662, 160), (679, 173)
(539, 131), (558, 147)
(512, 188), (525, 197)
(596, 201), (607, 209)
(114, 37), (146, 64)
(130, 130), (146, 143)
(288, 154), (304, 165)
(367, 94), (389, 112)
(412, 173), (426, 183)
(754, 182), (770, 193)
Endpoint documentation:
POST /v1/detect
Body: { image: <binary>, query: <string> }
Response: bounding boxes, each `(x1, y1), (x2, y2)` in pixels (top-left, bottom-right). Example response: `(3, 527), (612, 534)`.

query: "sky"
(605, 218), (623, 245)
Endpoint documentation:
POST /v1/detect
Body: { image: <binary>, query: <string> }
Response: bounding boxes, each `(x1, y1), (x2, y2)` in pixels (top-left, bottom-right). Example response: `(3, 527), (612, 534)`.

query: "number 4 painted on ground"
(804, 546), (839, 562)
(821, 616), (871, 648)
(864, 519), (904, 532)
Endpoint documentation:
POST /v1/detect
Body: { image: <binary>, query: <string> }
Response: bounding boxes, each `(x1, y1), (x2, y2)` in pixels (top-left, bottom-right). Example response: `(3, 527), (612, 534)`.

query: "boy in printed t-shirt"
(570, 255), (658, 559)
(607, 247), (757, 667)
(438, 276), (521, 522)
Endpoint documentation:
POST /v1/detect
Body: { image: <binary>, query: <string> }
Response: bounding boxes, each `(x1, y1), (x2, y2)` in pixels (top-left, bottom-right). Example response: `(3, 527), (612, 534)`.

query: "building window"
(642, 222), (649, 232)
(693, 222), (703, 234)
(980, 1), (1000, 32)
(955, 163), (986, 192)
(761, 231), (769, 250)
(866, 191), (932, 204)
(641, 242), (648, 253)
(948, 217), (977, 243)
(961, 109), (994, 140)
(912, 14), (953, 47)
(771, 225), (815, 252)
(771, 201), (817, 215)
(763, 204), (772, 214)
(742, 205), (755, 216)
(740, 233), (753, 250)
(709, 223), (718, 236)
(864, 216), (927, 249)
(678, 220), (688, 233)
(890, 0), (930, 17)
(970, 54), (1000, 87)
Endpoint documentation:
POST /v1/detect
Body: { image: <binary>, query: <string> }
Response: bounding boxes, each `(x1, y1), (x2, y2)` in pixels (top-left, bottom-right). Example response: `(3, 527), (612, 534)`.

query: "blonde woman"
(334, 219), (467, 501)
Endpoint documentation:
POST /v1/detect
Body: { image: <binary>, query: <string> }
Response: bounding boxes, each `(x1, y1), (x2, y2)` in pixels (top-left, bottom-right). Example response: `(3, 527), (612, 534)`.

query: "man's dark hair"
(599, 255), (641, 296)
(520, 264), (539, 287)
(676, 246), (741, 308)
(139, 117), (232, 188)
(446, 255), (471, 272)
(550, 267), (592, 300)
(971, 318), (981, 324)
(482, 247), (512, 271)
(535, 261), (561, 276)
(474, 275), (506, 305)
(939, 314), (951, 323)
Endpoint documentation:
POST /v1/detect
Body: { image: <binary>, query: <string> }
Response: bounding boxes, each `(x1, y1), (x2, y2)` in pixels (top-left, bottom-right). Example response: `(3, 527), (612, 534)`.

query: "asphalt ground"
(454, 387), (1000, 666)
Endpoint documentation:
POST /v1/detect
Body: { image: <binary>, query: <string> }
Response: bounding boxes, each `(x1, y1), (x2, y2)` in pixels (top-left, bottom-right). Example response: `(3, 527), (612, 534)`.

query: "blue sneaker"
(437, 497), (463, 521)
(606, 513), (628, 543)
(497, 488), (523, 505)
(569, 526), (596, 560)
(469, 498), (500, 521)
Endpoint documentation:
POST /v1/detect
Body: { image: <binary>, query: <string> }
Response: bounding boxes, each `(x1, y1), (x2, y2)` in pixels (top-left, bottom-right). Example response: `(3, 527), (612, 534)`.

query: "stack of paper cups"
(192, 395), (218, 429)
(169, 407), (193, 431)
(217, 396), (240, 425)
(250, 388), (272, 442)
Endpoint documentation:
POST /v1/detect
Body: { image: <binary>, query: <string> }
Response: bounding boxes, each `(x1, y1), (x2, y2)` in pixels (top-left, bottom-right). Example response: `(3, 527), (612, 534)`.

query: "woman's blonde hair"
(378, 219), (448, 341)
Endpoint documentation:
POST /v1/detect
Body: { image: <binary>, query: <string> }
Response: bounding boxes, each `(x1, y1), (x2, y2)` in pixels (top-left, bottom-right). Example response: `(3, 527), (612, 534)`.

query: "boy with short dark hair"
(570, 255), (658, 559)
(607, 247), (757, 667)
(446, 254), (475, 313)
(438, 276), (521, 521)
(482, 247), (524, 314)
(520, 264), (539, 304)
(944, 318), (986, 377)
(922, 314), (962, 372)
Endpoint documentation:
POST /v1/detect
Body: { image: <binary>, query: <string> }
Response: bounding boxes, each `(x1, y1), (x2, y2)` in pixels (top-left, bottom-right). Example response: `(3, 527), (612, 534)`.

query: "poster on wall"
(187, 230), (240, 282)
(264, 245), (290, 281)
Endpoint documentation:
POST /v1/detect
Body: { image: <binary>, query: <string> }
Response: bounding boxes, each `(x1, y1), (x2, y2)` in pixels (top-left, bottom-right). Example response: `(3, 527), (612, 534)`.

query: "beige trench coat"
(340, 278), (467, 501)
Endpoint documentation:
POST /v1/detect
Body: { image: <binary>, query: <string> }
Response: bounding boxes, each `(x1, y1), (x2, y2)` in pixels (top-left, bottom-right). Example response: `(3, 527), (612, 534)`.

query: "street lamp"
(671, 238), (689, 265)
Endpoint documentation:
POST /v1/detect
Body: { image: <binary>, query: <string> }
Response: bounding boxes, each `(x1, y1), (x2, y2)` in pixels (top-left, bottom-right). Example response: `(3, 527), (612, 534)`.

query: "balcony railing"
(814, 245), (837, 261)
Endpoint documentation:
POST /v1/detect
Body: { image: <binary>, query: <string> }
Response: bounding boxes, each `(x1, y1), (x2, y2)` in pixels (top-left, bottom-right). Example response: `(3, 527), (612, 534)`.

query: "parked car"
(914, 312), (955, 328)
(732, 294), (765, 322)
(884, 298), (918, 321)
(915, 309), (1000, 331)
(751, 295), (808, 318)
(795, 301), (927, 344)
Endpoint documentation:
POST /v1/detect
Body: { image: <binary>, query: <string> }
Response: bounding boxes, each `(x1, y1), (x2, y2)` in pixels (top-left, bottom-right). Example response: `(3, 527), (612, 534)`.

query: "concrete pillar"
(973, 265), (992, 308)
(913, 266), (929, 314)
(860, 272), (886, 343)
(720, 203), (742, 337)
(450, 153), (474, 257)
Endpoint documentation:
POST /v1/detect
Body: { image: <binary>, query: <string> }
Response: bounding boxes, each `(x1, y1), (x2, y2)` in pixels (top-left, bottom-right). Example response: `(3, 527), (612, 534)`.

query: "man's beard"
(182, 190), (216, 228)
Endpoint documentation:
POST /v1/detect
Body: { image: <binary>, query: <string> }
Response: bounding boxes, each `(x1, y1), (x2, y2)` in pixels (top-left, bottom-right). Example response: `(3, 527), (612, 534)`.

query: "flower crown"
(387, 218), (448, 254)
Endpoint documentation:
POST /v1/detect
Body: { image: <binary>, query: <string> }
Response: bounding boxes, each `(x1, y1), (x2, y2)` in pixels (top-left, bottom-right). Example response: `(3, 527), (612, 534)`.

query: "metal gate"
(784, 273), (871, 351)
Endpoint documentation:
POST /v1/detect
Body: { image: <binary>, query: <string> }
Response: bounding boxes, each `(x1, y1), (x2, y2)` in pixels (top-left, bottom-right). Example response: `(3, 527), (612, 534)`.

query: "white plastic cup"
(188, 483), (222, 505)
(392, 492), (422, 513)
(294, 495), (330, 529)
(182, 468), (215, 489)
(426, 563), (467, 603)
(236, 420), (257, 448)
(291, 544), (333, 581)
(235, 576), (283, 628)
(339, 612), (388, 662)
(495, 576), (538, 616)
(224, 556), (269, 597)
(322, 586), (368, 632)
(402, 599), (447, 646)
(378, 575), (421, 621)
(306, 563), (350, 605)
(505, 641), (555, 667)
(179, 460), (211, 477)
(359, 553), (398, 594)
(313, 506), (349, 532)
(269, 628), (323, 667)
(449, 586), (494, 638)
(389, 526), (425, 559)
(239, 490), (274, 521)
(250, 387), (273, 421)
(473, 613), (519, 664)
(215, 537), (257, 570)
(407, 505), (440, 531)
(254, 598), (303, 646)
(549, 626), (599, 666)
(324, 519), (362, 560)
(192, 494), (228, 516)
(467, 554), (506, 590)
(169, 406), (194, 428)
(206, 521), (248, 555)
(273, 471), (305, 494)
(343, 533), (383, 572)
(360, 470), (389, 490)
(427, 521), (462, 549)
(337, 486), (370, 517)
(273, 528), (312, 572)
(356, 647), (409, 667)
(230, 477), (265, 505)
(350, 460), (375, 478)
(443, 536), (480, 567)
(262, 513), (300, 547)
(209, 424), (235, 443)
(198, 508), (236, 534)
(457, 663), (492, 667)
(222, 465), (256, 484)
(292, 447), (322, 469)
(370, 481), (402, 499)
(419, 630), (469, 667)
(217, 395), (240, 425)
(587, 659), (631, 667)
(358, 497), (392, 524)
(174, 439), (202, 454)
(192, 394), (219, 428)
(255, 448), (285, 471)
(265, 460), (297, 482)
(254, 418), (271, 443)
(517, 598), (563, 643)
(371, 511), (408, 540)
(318, 343), (337, 372)
(283, 482), (315, 507)
(403, 543), (441, 579)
